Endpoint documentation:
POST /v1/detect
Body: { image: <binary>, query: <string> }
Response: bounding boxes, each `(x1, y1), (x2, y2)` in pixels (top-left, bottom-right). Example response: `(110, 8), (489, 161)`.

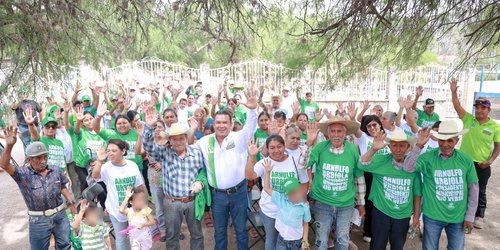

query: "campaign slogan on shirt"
(322, 164), (349, 192)
(383, 177), (410, 208)
(115, 176), (137, 204)
(434, 169), (464, 202)
(271, 171), (296, 193)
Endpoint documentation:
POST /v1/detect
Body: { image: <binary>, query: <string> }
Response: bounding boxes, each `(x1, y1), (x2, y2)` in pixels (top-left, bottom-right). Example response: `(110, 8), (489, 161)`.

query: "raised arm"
(236, 86), (258, 149)
(412, 86), (423, 111)
(74, 106), (85, 135)
(142, 107), (167, 160)
(0, 126), (18, 176)
(93, 104), (108, 134)
(72, 199), (89, 234)
(450, 78), (466, 119)
(245, 140), (261, 180)
(262, 159), (274, 196)
(403, 128), (430, 173)
(91, 147), (107, 180)
(24, 108), (40, 141)
(360, 132), (387, 163)
(357, 101), (370, 123)
(119, 187), (134, 215)
(404, 96), (419, 133)
(396, 97), (404, 127)
(63, 101), (72, 131)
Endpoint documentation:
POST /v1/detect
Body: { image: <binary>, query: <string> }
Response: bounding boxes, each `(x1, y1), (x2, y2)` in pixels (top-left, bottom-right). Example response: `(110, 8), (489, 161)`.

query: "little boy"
(72, 199), (112, 250)
(263, 159), (311, 250)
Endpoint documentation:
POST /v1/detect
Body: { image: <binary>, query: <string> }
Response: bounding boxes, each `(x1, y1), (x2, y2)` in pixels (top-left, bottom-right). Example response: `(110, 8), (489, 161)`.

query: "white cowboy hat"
(385, 129), (416, 144)
(319, 116), (360, 135)
(167, 123), (189, 137)
(431, 120), (468, 140)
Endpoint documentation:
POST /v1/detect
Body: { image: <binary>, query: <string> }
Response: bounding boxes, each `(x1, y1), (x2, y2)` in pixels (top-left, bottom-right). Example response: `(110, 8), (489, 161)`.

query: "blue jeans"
(259, 210), (278, 250)
(423, 215), (464, 250)
(18, 124), (39, 153)
(276, 234), (302, 250)
(312, 201), (354, 250)
(150, 185), (166, 233)
(109, 214), (129, 250)
(370, 206), (409, 250)
(211, 185), (249, 250)
(29, 209), (70, 250)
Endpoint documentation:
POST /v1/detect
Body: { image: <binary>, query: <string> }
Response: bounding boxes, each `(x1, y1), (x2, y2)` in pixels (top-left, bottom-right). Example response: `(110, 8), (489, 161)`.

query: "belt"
(28, 203), (65, 216)
(165, 196), (194, 203)
(210, 179), (246, 195)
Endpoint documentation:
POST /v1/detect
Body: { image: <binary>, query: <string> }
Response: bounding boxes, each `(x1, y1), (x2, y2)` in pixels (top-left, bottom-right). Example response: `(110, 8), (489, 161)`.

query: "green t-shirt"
(416, 109), (440, 127)
(415, 149), (478, 223)
(358, 154), (422, 219)
(69, 127), (106, 168)
(460, 112), (500, 163)
(307, 140), (363, 207)
(39, 137), (67, 173)
(234, 105), (247, 125)
(99, 129), (143, 171)
(299, 98), (319, 121)
(300, 132), (308, 146)
(253, 128), (269, 161)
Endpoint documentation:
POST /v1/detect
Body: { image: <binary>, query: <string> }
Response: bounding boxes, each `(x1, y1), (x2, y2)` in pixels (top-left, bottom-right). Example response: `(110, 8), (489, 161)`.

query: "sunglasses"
(475, 100), (489, 105)
(44, 124), (57, 129)
(366, 123), (379, 128)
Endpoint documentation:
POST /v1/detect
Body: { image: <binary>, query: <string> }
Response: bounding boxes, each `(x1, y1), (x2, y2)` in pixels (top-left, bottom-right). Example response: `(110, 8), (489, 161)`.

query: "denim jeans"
(312, 201), (354, 250)
(259, 209), (278, 250)
(211, 185), (249, 250)
(423, 215), (464, 250)
(150, 185), (166, 233)
(19, 124), (39, 154)
(276, 234), (302, 250)
(28, 209), (70, 250)
(370, 207), (409, 250)
(474, 163), (491, 218)
(109, 214), (129, 250)
(164, 199), (204, 250)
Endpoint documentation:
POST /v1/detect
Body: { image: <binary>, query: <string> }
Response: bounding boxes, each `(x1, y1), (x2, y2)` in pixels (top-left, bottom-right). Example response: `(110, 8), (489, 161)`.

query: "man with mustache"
(450, 78), (500, 229)
(0, 125), (76, 250)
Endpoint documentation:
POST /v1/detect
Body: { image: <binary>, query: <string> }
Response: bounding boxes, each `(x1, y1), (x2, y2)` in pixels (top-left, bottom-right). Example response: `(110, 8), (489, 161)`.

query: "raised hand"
(268, 120), (280, 135)
(144, 106), (158, 127)
(96, 103), (108, 117)
(306, 121), (319, 146)
(336, 103), (345, 115)
(397, 97), (405, 108)
(258, 85), (265, 96)
(347, 102), (357, 120)
(416, 127), (431, 147)
(323, 108), (333, 119)
(97, 146), (107, 162)
(4, 125), (18, 146)
(60, 91), (68, 101)
(404, 95), (413, 109)
(314, 108), (324, 121)
(262, 158), (274, 173)
(361, 100), (371, 110)
(371, 131), (388, 151)
(135, 121), (144, 136)
(217, 83), (224, 94)
(242, 84), (258, 109)
(450, 78), (458, 93)
(416, 85), (424, 96)
(292, 101), (301, 115)
(188, 117), (198, 130)
(23, 107), (35, 125)
(247, 139), (262, 157)
(75, 106), (85, 121)
(63, 101), (72, 113)
(125, 186), (134, 198)
(53, 109), (62, 121)
(78, 199), (89, 214)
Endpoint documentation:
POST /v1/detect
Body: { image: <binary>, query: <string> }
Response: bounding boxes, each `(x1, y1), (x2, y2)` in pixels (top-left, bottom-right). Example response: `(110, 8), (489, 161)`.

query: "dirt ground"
(1, 137), (499, 250)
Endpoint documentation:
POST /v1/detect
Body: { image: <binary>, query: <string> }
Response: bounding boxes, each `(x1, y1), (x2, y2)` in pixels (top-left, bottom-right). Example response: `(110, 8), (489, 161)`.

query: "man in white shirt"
(191, 86), (258, 250)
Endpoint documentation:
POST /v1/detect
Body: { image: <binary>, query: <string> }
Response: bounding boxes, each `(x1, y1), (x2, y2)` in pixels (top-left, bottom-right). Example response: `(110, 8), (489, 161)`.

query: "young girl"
(72, 199), (112, 250)
(119, 187), (156, 250)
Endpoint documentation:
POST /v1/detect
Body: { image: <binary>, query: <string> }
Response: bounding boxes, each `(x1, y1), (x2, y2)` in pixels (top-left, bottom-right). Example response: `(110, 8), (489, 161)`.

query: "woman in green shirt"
(254, 112), (271, 161)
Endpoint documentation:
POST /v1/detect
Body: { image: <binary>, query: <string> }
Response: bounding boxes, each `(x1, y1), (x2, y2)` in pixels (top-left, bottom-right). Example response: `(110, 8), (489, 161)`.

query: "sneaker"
(474, 217), (484, 229)
(362, 236), (371, 243)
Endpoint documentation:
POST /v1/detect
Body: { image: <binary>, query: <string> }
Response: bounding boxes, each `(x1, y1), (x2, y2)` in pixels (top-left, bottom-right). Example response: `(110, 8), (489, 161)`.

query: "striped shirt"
(77, 222), (110, 250)
(142, 125), (205, 197)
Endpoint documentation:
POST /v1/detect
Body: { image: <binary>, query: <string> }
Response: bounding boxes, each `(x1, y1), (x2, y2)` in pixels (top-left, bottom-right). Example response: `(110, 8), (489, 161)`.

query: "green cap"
(42, 116), (59, 126)
(283, 176), (300, 195)
(81, 95), (92, 102)
(47, 105), (63, 117)
(20, 87), (29, 93)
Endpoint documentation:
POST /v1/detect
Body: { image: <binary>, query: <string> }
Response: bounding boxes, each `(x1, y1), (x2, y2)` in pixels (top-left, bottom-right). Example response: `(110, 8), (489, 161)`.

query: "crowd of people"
(0, 78), (498, 250)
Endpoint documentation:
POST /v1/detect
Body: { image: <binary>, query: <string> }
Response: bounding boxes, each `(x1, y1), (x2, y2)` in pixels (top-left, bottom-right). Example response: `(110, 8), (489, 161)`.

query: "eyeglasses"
(44, 124), (57, 129)
(366, 123), (379, 128)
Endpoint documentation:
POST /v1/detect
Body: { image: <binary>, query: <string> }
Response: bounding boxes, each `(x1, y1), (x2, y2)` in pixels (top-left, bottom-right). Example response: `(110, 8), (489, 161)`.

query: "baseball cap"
(474, 97), (491, 108)
(42, 116), (59, 126)
(81, 95), (92, 102)
(47, 105), (63, 117)
(26, 141), (48, 157)
(283, 176), (300, 195)
(424, 98), (435, 106)
(20, 87), (29, 93)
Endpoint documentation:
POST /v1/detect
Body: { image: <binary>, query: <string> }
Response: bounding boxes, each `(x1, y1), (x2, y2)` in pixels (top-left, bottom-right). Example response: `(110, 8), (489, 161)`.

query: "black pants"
(142, 160), (151, 196)
(364, 172), (374, 238)
(474, 163), (491, 218)
(370, 207), (409, 250)
(74, 165), (89, 193)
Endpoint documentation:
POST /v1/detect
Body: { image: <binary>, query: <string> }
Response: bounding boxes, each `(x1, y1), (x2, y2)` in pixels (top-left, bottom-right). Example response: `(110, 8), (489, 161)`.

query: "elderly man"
(404, 120), (479, 250)
(142, 108), (206, 250)
(303, 116), (366, 250)
(190, 85), (258, 250)
(359, 130), (425, 250)
(450, 78), (500, 229)
(1, 126), (76, 250)
(412, 85), (440, 127)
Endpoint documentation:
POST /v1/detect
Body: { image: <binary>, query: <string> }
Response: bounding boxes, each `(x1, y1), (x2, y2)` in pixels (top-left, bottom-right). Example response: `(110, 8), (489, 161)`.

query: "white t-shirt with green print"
(253, 156), (309, 219)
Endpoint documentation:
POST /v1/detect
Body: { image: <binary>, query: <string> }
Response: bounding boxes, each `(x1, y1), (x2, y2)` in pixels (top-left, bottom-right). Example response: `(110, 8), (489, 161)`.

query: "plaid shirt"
(143, 125), (205, 198)
(12, 164), (68, 211)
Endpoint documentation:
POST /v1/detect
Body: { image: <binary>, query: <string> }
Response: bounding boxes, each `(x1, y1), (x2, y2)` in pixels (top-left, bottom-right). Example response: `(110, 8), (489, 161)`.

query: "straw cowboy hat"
(431, 120), (468, 140)
(167, 123), (189, 137)
(319, 116), (360, 135)
(385, 129), (416, 144)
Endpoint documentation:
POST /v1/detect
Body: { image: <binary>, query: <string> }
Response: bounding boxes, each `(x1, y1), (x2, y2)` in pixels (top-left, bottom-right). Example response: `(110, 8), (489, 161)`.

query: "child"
(263, 159), (311, 250)
(119, 187), (156, 250)
(72, 199), (112, 250)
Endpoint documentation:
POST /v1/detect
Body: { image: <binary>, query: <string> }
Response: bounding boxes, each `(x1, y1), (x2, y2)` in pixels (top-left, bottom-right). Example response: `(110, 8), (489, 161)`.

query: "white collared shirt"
(195, 108), (258, 189)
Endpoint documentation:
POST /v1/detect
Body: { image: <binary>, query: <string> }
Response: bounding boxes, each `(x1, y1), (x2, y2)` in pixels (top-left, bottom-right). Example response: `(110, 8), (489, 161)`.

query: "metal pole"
(479, 65), (484, 92)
